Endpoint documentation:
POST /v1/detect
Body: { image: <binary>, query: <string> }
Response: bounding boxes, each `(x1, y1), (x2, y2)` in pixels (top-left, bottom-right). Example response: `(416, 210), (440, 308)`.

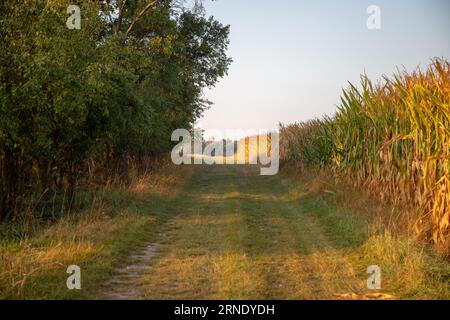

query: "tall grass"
(280, 58), (449, 257)
(0, 161), (193, 299)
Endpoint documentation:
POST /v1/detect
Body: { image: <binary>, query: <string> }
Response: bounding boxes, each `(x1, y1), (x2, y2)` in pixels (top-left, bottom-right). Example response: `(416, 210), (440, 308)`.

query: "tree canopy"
(0, 0), (232, 219)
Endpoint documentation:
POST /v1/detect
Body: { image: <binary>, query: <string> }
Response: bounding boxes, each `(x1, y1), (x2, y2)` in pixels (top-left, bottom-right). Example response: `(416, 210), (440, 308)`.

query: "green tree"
(0, 0), (231, 219)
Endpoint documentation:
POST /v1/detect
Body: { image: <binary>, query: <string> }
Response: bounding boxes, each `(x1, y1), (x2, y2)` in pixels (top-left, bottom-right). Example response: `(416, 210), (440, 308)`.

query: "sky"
(196, 0), (450, 140)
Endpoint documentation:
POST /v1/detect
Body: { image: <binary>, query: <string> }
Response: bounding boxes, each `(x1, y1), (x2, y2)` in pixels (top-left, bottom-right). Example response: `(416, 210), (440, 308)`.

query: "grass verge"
(0, 164), (193, 299)
(280, 164), (450, 299)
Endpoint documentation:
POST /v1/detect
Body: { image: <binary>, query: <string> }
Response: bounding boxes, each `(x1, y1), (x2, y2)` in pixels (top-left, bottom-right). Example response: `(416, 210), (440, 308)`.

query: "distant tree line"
(0, 0), (232, 219)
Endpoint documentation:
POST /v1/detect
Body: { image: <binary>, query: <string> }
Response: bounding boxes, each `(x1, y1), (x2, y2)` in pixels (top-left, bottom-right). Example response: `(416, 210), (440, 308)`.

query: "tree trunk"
(0, 148), (19, 221)
(36, 158), (54, 213)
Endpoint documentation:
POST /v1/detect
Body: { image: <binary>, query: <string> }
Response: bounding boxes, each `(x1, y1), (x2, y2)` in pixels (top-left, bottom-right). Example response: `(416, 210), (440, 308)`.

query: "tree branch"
(114, 0), (127, 35)
(125, 0), (159, 38)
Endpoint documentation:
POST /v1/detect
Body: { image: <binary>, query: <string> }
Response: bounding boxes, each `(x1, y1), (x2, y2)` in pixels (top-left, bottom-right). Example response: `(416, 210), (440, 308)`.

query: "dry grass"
(0, 163), (193, 299)
(2, 162), (447, 299)
(280, 164), (419, 237)
(136, 165), (449, 300)
(356, 233), (449, 298)
(280, 164), (450, 299)
(0, 241), (100, 299)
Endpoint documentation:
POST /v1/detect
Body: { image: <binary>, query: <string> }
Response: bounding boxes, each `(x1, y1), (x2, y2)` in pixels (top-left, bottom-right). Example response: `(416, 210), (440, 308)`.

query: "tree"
(0, 0), (231, 219)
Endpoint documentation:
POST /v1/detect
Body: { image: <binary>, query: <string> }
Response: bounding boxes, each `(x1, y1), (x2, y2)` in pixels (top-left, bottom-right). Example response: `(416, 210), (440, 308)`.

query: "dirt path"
(101, 218), (177, 300)
(100, 165), (387, 299)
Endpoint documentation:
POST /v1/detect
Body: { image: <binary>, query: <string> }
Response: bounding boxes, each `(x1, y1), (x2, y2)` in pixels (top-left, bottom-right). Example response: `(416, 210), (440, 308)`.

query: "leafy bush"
(0, 0), (232, 219)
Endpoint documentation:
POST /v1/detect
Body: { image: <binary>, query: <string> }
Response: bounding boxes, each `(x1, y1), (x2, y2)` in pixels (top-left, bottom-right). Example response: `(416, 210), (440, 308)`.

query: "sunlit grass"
(138, 165), (449, 300)
(0, 164), (193, 299)
(1, 164), (448, 299)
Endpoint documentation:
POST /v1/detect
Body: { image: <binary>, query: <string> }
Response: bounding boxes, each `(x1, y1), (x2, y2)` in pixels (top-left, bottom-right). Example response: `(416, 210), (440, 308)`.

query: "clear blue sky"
(197, 0), (449, 139)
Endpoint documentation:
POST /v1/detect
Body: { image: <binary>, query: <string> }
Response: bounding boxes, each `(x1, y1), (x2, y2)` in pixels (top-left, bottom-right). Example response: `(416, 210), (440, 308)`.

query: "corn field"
(280, 58), (450, 256)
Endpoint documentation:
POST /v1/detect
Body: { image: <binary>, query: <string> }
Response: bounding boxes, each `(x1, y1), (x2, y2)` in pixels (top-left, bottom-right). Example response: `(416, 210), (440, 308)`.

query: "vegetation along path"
(99, 165), (449, 300)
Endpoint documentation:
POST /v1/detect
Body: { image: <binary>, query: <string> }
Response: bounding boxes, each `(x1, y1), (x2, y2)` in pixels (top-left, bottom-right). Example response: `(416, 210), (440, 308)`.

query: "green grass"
(1, 164), (448, 299)
(280, 166), (450, 299)
(137, 165), (449, 300)
(0, 164), (193, 299)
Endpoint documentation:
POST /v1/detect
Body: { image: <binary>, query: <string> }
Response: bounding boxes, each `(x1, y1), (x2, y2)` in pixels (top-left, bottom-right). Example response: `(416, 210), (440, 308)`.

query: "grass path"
(99, 165), (449, 300)
(3, 164), (447, 299)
